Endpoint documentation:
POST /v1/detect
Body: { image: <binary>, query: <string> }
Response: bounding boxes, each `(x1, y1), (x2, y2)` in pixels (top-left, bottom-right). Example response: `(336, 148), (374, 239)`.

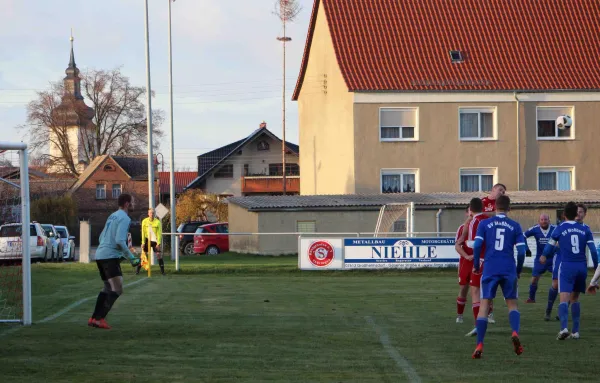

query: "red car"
(193, 223), (229, 255)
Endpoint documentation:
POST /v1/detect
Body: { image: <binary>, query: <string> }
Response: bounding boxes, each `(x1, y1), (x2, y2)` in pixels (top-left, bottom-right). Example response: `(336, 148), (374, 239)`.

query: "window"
(381, 169), (418, 193)
(214, 164), (234, 179)
(268, 163), (300, 176)
(103, 164), (116, 172)
(449, 50), (463, 63)
(112, 184), (122, 199)
(538, 167), (574, 191)
(537, 107), (573, 139)
(459, 168), (497, 192)
(96, 184), (106, 199)
(296, 221), (316, 233)
(257, 141), (270, 151)
(243, 164), (249, 176)
(380, 108), (418, 141)
(459, 108), (495, 140)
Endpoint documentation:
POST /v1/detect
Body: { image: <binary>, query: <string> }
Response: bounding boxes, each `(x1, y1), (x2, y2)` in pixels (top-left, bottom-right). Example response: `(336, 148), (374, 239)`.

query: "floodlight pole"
(277, 22), (291, 195)
(168, 0), (179, 271)
(144, 0), (156, 267)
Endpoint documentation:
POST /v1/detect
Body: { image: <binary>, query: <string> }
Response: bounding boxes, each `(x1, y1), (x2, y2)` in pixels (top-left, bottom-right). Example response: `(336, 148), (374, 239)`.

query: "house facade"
(186, 123), (300, 196)
(293, 0), (600, 195)
(68, 155), (158, 244)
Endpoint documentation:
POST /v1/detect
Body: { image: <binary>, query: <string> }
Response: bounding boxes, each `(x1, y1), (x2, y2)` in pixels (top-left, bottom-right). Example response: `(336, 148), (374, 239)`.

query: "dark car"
(177, 221), (211, 255)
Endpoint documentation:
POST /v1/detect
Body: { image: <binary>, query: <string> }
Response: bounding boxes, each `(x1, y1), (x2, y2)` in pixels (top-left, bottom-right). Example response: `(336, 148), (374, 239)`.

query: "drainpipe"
(514, 92), (521, 191)
(436, 209), (443, 237)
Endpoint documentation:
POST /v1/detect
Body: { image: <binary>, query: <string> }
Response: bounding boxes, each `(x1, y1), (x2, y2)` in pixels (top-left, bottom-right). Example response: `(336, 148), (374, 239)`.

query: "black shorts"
(143, 241), (159, 253)
(96, 258), (123, 281)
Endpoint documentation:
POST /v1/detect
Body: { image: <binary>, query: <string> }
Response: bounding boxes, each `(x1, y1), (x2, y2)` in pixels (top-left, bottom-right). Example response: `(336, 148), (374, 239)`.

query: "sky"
(0, 0), (313, 170)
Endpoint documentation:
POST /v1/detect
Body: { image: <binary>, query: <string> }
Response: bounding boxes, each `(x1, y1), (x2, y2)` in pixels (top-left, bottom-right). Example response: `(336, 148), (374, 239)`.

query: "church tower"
(48, 33), (95, 175)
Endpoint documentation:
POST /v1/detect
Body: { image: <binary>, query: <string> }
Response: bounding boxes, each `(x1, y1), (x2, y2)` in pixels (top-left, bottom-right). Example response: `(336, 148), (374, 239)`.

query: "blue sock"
(529, 283), (538, 301)
(547, 287), (558, 314)
(509, 310), (520, 334)
(559, 302), (569, 330)
(476, 318), (488, 345)
(572, 302), (581, 334)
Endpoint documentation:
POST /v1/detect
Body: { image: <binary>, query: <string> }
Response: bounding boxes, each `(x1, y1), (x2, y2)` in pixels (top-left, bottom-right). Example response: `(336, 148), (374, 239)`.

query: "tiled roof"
(113, 156), (150, 180)
(293, 0), (600, 99)
(229, 191), (600, 211)
(186, 127), (299, 190)
(158, 171), (197, 195)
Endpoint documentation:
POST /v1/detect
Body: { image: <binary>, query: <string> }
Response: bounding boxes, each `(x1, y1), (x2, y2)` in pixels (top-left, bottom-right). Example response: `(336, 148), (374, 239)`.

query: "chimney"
(259, 121), (267, 129)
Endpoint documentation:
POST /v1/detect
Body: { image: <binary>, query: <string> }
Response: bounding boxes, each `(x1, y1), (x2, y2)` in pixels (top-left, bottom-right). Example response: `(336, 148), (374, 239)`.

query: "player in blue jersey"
(471, 195), (526, 359)
(524, 214), (556, 304)
(540, 202), (598, 340)
(88, 193), (141, 330)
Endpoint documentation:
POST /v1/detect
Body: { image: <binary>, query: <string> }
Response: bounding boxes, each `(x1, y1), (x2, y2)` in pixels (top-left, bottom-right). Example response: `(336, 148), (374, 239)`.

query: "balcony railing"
(241, 176), (300, 194)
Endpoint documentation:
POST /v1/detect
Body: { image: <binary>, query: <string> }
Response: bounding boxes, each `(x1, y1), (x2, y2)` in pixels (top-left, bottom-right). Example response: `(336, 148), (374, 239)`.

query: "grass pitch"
(0, 254), (598, 382)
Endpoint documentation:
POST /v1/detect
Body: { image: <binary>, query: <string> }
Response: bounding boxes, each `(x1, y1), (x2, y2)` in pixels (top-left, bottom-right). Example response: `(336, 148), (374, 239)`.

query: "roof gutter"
(514, 92), (521, 191)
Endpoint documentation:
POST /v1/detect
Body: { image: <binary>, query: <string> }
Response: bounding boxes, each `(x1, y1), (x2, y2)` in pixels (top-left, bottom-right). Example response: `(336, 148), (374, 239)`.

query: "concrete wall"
(204, 132), (299, 196)
(228, 203), (259, 253)
(297, 0), (355, 195)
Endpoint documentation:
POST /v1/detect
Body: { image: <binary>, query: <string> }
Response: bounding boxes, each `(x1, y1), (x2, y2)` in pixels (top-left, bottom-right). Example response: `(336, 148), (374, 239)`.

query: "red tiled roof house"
(293, 0), (600, 195)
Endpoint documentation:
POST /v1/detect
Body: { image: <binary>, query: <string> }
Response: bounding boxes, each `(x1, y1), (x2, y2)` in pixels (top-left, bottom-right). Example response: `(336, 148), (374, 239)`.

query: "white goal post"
(0, 142), (31, 326)
(374, 202), (415, 237)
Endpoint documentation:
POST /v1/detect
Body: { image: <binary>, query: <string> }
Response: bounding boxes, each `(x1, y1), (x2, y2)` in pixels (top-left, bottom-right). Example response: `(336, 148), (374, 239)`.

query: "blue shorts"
(558, 262), (587, 294)
(532, 257), (553, 277)
(481, 274), (519, 300)
(552, 257), (561, 280)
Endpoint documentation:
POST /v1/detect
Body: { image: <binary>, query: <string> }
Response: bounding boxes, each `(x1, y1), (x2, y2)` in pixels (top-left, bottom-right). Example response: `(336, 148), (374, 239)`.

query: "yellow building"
(293, 0), (600, 195)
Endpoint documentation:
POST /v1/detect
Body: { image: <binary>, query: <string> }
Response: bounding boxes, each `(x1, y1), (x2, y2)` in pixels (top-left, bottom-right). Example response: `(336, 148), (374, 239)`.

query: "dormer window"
(257, 141), (270, 151)
(103, 164), (116, 172)
(449, 50), (463, 63)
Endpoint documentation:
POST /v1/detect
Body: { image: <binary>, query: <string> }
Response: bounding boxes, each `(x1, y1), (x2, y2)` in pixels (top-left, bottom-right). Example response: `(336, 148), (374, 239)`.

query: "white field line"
(0, 278), (149, 338)
(365, 316), (422, 383)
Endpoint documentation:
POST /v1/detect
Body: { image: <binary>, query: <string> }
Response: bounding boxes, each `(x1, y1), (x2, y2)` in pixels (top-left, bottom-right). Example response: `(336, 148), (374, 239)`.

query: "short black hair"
(469, 198), (483, 213)
(496, 195), (510, 211)
(118, 193), (132, 208)
(564, 202), (578, 221)
(577, 203), (588, 213)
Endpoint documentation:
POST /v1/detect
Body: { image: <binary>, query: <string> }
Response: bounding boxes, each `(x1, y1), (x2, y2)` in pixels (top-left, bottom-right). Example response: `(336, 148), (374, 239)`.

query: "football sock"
(546, 287), (558, 315)
(476, 318), (488, 345)
(472, 302), (480, 321)
(572, 302), (581, 334)
(159, 259), (165, 274)
(559, 302), (569, 330)
(529, 283), (538, 301)
(92, 292), (108, 320)
(99, 291), (121, 319)
(457, 297), (466, 315)
(509, 310), (520, 334)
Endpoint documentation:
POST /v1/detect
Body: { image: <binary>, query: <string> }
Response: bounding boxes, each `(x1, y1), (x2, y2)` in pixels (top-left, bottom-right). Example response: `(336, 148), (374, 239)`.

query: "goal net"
(374, 203), (414, 237)
(0, 143), (31, 325)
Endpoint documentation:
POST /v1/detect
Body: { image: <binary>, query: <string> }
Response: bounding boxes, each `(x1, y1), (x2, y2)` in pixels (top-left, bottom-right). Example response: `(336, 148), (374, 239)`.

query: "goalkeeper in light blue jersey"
(88, 193), (140, 330)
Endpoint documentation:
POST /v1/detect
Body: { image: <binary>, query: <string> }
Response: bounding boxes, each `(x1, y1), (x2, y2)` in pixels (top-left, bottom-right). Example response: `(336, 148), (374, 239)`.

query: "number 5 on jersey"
(495, 228), (505, 251)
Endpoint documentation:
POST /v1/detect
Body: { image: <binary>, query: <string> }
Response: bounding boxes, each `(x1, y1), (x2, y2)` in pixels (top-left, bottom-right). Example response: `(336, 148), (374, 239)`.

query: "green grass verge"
(0, 255), (597, 382)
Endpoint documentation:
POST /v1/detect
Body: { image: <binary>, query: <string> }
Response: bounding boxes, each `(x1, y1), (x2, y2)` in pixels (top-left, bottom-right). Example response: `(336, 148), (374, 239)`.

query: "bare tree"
(19, 68), (164, 176)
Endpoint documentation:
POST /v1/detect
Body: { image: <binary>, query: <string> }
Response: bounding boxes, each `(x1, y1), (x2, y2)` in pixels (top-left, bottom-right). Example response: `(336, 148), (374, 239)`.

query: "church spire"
(68, 29), (76, 70)
(64, 29), (83, 100)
